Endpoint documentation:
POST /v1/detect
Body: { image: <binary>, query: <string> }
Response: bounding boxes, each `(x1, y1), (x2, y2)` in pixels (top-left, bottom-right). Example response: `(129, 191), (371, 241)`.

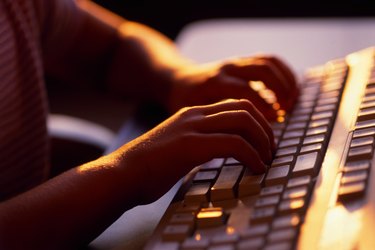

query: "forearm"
(0, 154), (139, 250)
(74, 1), (193, 105)
(106, 20), (194, 105)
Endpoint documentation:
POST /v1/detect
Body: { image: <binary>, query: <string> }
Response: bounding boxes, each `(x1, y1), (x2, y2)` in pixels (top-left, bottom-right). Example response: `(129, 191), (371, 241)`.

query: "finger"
(193, 99), (275, 151)
(222, 60), (292, 110)
(256, 55), (300, 108)
(198, 110), (273, 164)
(256, 55), (297, 91)
(188, 133), (267, 174)
(198, 76), (278, 120)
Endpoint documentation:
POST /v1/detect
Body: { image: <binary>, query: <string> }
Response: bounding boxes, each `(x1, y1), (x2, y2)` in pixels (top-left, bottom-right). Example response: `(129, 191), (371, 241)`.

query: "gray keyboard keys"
(292, 152), (321, 177)
(238, 169), (265, 197)
(211, 165), (243, 201)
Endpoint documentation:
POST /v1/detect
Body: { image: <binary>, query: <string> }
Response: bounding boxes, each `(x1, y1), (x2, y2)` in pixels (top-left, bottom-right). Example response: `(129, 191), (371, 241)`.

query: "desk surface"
(177, 18), (375, 77)
(90, 18), (375, 250)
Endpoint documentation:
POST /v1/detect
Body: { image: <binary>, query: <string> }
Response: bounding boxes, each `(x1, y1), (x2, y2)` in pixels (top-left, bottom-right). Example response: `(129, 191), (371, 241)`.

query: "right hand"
(167, 55), (299, 120)
(115, 99), (275, 204)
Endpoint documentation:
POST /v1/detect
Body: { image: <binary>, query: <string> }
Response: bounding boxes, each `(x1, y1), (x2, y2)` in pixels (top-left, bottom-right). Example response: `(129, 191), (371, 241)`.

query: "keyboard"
(144, 47), (375, 250)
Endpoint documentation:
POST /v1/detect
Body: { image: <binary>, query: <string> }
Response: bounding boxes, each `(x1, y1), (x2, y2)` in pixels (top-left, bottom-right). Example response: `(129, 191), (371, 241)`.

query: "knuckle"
(220, 62), (237, 72)
(235, 110), (252, 121)
(178, 106), (199, 118)
(238, 99), (255, 111)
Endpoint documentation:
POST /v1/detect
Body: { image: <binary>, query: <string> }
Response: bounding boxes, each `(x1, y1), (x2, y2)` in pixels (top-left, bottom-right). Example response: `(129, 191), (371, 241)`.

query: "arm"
(44, 0), (298, 118)
(0, 99), (274, 249)
(43, 0), (193, 105)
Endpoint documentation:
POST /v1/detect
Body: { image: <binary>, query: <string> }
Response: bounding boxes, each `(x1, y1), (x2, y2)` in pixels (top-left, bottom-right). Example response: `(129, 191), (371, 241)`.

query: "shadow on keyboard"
(144, 47), (375, 250)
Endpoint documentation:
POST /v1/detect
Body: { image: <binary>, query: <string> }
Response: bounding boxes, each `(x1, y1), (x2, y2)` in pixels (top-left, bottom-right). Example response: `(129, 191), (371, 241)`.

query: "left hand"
(168, 55), (299, 121)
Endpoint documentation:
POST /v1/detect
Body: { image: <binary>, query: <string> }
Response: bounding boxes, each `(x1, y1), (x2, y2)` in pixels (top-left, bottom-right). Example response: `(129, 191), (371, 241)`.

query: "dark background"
(93, 0), (375, 39)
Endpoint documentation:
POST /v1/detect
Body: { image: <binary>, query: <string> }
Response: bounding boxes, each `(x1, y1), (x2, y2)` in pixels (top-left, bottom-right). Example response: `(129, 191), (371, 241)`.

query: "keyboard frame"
(144, 47), (375, 250)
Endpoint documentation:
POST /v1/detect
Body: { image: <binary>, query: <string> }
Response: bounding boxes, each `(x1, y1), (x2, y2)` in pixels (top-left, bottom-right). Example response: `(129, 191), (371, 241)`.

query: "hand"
(116, 99), (275, 203)
(168, 55), (299, 120)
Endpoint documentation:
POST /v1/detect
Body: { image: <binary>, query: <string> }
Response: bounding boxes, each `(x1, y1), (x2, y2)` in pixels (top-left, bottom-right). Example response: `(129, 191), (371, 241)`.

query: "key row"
(338, 64), (375, 201)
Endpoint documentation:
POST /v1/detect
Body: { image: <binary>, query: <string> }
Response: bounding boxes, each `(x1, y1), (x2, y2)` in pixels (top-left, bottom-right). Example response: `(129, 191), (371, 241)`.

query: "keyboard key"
(237, 237), (265, 250)
(342, 160), (371, 173)
(211, 165), (243, 201)
(170, 213), (195, 226)
(316, 96), (339, 106)
(196, 207), (227, 228)
(300, 143), (323, 154)
(255, 195), (280, 207)
(263, 241), (293, 250)
(272, 214), (300, 229)
(347, 145), (373, 161)
(225, 157), (241, 165)
(201, 158), (225, 170)
(211, 233), (240, 245)
(241, 224), (269, 238)
(238, 169), (265, 197)
(275, 146), (298, 157)
(185, 183), (211, 204)
(278, 198), (305, 214)
(286, 122), (307, 131)
(341, 170), (368, 184)
(282, 130), (304, 140)
(271, 155), (294, 167)
(279, 138), (301, 148)
(303, 134), (325, 145)
(364, 93), (375, 100)
(355, 119), (375, 129)
(295, 100), (315, 109)
(318, 90), (340, 99)
(292, 152), (321, 177)
(298, 93), (317, 102)
(350, 136), (374, 148)
(289, 114), (310, 123)
(309, 118), (330, 128)
(287, 176), (312, 188)
(360, 100), (375, 109)
(153, 242), (180, 250)
(163, 224), (193, 241)
(311, 111), (334, 121)
(181, 237), (210, 250)
(282, 186), (309, 199)
(364, 86), (375, 96)
(267, 228), (297, 243)
(306, 126), (328, 136)
(250, 207), (276, 223)
(338, 181), (366, 201)
(207, 244), (235, 250)
(193, 170), (218, 183)
(314, 103), (336, 113)
(260, 185), (284, 196)
(353, 127), (375, 138)
(265, 165), (290, 186)
(358, 107), (375, 121)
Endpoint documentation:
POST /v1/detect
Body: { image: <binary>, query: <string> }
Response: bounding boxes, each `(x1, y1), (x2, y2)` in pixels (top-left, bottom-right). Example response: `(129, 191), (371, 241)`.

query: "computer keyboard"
(144, 47), (375, 250)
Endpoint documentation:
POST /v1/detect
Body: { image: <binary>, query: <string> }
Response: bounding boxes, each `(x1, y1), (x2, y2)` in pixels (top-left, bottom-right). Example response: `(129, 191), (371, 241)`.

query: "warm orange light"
(277, 109), (286, 116)
(290, 199), (304, 209)
(272, 102), (281, 110)
(249, 80), (265, 91)
(195, 234), (201, 241)
(277, 116), (285, 123)
(226, 226), (235, 235)
(290, 215), (300, 226)
(197, 207), (223, 219)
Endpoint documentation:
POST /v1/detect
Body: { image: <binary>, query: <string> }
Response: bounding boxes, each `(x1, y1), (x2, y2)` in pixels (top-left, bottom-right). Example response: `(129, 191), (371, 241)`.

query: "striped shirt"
(0, 0), (81, 200)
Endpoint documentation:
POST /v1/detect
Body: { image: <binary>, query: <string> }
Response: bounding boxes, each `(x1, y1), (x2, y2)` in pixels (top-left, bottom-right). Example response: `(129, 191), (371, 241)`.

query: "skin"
(0, 1), (298, 249)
